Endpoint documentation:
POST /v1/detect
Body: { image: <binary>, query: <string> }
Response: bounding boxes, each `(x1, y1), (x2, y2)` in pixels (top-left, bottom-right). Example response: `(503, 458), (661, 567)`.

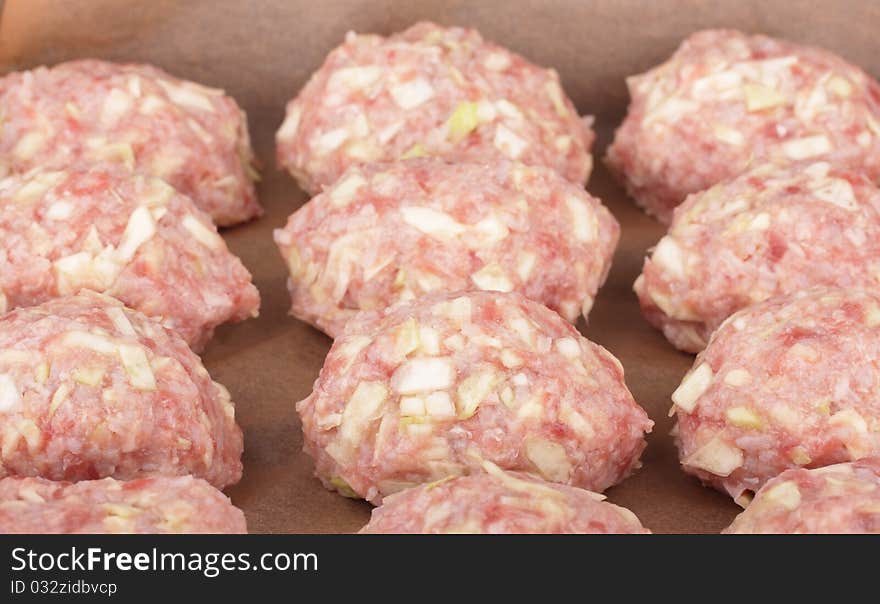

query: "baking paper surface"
(2, 0), (878, 533)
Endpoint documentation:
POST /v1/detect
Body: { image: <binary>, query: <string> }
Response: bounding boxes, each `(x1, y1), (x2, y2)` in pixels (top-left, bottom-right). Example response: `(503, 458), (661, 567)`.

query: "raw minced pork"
(0, 475), (246, 534)
(0, 59), (260, 226)
(724, 460), (880, 533)
(0, 292), (243, 488)
(672, 288), (880, 502)
(0, 166), (259, 351)
(607, 29), (880, 223)
(297, 290), (652, 504)
(635, 162), (880, 352)
(275, 159), (618, 337)
(360, 461), (649, 534)
(277, 22), (594, 194)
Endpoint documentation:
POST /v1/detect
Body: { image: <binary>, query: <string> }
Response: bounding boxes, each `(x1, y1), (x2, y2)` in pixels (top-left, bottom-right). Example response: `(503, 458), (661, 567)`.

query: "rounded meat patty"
(276, 21), (594, 194)
(724, 460), (880, 534)
(606, 29), (880, 223)
(274, 159), (618, 337)
(0, 166), (260, 351)
(0, 291), (243, 488)
(360, 461), (649, 534)
(0, 475), (246, 534)
(672, 288), (880, 502)
(635, 162), (880, 353)
(297, 290), (652, 504)
(0, 59), (260, 226)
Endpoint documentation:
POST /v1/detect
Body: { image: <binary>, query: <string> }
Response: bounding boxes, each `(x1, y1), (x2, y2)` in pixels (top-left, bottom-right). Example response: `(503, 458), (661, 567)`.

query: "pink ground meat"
(360, 461), (649, 534)
(0, 291), (243, 488)
(635, 162), (880, 353)
(297, 290), (652, 504)
(0, 166), (260, 351)
(672, 288), (880, 503)
(607, 29), (880, 223)
(0, 59), (261, 226)
(276, 21), (594, 194)
(274, 159), (618, 337)
(0, 475), (246, 534)
(724, 460), (880, 533)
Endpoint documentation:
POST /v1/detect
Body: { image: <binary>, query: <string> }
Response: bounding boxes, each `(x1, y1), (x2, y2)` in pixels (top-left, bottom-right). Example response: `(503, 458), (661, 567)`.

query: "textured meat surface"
(274, 159), (618, 337)
(360, 461), (649, 534)
(672, 288), (880, 501)
(0, 59), (260, 226)
(635, 162), (880, 352)
(297, 290), (652, 504)
(0, 292), (243, 488)
(0, 167), (260, 351)
(276, 22), (594, 194)
(0, 475), (246, 534)
(607, 29), (880, 223)
(724, 460), (880, 533)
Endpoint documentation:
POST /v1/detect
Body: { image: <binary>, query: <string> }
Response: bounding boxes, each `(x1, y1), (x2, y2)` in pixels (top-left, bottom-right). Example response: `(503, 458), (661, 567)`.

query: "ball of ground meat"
(635, 162), (880, 352)
(277, 21), (594, 194)
(724, 460), (880, 533)
(672, 288), (880, 503)
(275, 159), (618, 337)
(0, 59), (260, 226)
(0, 475), (246, 534)
(0, 291), (243, 488)
(607, 29), (880, 223)
(297, 290), (652, 504)
(0, 166), (259, 351)
(360, 461), (649, 534)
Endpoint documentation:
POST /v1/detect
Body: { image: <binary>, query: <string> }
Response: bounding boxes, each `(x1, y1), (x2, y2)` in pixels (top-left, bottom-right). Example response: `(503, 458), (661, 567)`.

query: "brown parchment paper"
(1, 0), (878, 533)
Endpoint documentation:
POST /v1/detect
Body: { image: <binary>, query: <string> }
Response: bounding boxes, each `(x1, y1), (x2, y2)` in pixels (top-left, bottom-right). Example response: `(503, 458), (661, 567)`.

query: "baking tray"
(2, 0), (878, 533)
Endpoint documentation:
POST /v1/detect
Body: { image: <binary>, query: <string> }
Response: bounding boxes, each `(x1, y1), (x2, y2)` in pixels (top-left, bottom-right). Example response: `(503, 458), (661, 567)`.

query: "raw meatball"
(360, 461), (649, 534)
(274, 159), (618, 337)
(0, 292), (243, 488)
(276, 22), (594, 194)
(724, 460), (880, 533)
(607, 29), (880, 223)
(0, 475), (246, 534)
(0, 167), (260, 351)
(297, 290), (652, 504)
(635, 162), (880, 353)
(0, 60), (260, 226)
(672, 288), (880, 502)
